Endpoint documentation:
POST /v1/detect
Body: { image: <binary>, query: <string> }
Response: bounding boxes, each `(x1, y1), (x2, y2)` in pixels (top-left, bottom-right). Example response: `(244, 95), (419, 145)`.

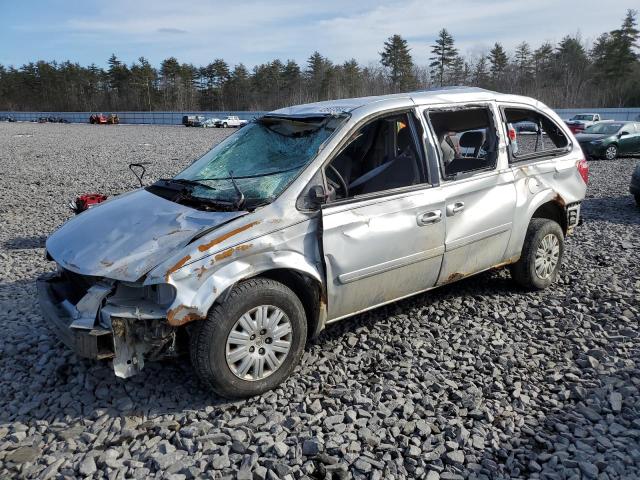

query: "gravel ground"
(1, 122), (639, 480)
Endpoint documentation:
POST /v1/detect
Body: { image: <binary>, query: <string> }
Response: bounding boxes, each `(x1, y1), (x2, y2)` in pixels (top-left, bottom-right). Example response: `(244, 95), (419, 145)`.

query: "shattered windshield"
(173, 115), (345, 208)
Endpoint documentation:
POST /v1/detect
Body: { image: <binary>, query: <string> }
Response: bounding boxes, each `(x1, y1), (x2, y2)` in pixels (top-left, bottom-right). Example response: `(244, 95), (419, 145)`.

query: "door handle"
(446, 201), (465, 216)
(417, 210), (442, 226)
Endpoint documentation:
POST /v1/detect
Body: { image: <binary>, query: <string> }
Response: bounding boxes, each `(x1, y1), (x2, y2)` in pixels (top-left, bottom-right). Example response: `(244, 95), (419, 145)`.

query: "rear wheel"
(510, 218), (564, 290)
(604, 144), (618, 160)
(190, 278), (307, 398)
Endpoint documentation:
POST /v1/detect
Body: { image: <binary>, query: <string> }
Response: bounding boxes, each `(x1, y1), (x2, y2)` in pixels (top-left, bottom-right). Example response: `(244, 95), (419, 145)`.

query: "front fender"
(165, 249), (323, 326)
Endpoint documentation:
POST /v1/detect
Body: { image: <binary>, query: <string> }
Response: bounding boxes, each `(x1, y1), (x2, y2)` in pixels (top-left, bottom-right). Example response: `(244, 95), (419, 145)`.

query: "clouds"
(1, 0), (637, 68)
(156, 28), (188, 35)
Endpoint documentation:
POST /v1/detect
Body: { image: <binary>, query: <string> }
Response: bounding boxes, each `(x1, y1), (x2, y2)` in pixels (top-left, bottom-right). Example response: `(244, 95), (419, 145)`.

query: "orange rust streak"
(197, 221), (260, 252)
(166, 305), (204, 327)
(214, 248), (234, 261)
(195, 265), (209, 280)
(165, 255), (191, 281)
(445, 272), (465, 284)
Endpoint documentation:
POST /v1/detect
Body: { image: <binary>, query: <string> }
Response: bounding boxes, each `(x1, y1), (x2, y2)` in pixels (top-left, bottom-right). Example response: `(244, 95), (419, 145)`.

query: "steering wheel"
(327, 164), (349, 198)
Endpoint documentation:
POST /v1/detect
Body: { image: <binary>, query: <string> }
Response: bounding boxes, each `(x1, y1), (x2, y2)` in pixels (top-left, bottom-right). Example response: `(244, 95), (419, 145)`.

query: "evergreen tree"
(2, 12), (640, 112)
(488, 43), (508, 79)
(306, 51), (332, 100)
(429, 29), (458, 86)
(380, 34), (416, 92)
(473, 55), (489, 87)
(515, 42), (533, 75)
(341, 59), (362, 97)
(448, 56), (467, 85)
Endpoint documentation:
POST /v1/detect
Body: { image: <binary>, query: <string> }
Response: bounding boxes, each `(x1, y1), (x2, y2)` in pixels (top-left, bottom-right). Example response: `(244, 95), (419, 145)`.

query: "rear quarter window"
(503, 107), (569, 162)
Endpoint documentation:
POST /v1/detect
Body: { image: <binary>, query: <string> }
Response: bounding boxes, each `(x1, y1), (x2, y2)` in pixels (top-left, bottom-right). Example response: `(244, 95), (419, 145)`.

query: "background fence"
(1, 108), (639, 125)
(0, 111), (267, 124)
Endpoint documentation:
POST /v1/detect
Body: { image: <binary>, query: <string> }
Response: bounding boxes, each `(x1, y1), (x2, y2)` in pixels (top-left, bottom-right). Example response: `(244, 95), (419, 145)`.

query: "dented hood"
(46, 189), (246, 281)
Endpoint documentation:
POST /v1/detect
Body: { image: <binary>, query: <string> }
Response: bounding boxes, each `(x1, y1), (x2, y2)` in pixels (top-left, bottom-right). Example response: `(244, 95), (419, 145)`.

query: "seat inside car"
(459, 130), (485, 157)
(358, 125), (419, 194)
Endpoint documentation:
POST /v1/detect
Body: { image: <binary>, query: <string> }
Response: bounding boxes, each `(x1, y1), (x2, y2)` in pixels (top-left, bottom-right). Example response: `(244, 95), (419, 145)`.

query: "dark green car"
(576, 121), (640, 160)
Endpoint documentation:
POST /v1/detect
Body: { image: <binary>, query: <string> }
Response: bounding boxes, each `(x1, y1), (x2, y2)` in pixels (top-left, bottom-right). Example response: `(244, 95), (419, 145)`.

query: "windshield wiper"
(158, 178), (217, 191)
(228, 170), (245, 209)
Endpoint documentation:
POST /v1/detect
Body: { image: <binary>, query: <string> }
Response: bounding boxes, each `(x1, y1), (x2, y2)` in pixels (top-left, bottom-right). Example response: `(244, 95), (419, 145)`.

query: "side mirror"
(619, 131), (630, 137)
(309, 185), (328, 206)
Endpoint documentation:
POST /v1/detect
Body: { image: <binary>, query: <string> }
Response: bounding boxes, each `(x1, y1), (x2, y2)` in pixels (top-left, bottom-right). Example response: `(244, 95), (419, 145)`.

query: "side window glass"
(324, 113), (423, 201)
(504, 108), (568, 161)
(426, 107), (498, 178)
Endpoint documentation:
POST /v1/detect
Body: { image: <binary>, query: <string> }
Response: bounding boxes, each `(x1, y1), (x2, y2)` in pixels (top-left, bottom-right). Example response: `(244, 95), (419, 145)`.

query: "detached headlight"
(590, 140), (603, 145)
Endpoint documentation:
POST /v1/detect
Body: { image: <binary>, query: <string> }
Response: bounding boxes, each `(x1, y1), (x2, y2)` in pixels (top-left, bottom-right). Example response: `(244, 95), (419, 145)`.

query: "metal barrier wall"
(556, 108), (640, 121)
(0, 111), (268, 124)
(1, 108), (639, 124)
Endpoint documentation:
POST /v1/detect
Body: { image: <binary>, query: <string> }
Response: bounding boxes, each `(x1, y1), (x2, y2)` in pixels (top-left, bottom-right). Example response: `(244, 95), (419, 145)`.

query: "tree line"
(0, 10), (638, 112)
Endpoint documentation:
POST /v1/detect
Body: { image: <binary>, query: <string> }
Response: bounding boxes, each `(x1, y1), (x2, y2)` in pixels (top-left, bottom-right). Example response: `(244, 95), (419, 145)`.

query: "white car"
(216, 116), (248, 128)
(38, 87), (588, 398)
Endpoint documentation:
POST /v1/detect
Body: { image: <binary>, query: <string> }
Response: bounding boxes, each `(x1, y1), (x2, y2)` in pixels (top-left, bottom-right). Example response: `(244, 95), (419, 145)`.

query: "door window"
(502, 107), (569, 161)
(426, 107), (499, 178)
(324, 112), (424, 201)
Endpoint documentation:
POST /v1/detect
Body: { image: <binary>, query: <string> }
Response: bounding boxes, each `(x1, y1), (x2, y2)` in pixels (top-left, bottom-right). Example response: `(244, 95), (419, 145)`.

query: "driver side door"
(620, 123), (640, 154)
(320, 110), (446, 321)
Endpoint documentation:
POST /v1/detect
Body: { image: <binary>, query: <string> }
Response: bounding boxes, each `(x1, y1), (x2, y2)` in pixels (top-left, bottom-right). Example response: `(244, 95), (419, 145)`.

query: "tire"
(635, 194), (640, 207)
(189, 278), (307, 398)
(604, 144), (618, 160)
(222, 123), (228, 128)
(510, 218), (564, 290)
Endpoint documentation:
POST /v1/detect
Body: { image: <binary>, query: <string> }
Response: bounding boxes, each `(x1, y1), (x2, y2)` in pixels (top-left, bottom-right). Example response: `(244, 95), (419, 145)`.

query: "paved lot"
(0, 122), (639, 479)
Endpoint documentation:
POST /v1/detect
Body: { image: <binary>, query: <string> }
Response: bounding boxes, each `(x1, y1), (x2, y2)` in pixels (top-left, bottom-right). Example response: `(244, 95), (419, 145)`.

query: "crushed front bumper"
(37, 272), (115, 360)
(37, 271), (179, 378)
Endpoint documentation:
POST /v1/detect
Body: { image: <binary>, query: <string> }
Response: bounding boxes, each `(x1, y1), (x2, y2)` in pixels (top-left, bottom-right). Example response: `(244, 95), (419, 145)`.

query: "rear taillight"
(577, 158), (589, 184)
(508, 127), (517, 142)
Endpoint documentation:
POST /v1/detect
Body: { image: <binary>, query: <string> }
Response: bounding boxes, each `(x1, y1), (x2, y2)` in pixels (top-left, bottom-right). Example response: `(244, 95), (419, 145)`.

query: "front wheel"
(189, 278), (307, 398)
(222, 123), (228, 128)
(510, 218), (564, 290)
(604, 144), (618, 160)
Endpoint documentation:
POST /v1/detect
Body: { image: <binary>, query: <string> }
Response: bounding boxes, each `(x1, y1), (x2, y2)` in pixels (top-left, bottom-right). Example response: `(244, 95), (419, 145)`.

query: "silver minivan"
(38, 87), (588, 398)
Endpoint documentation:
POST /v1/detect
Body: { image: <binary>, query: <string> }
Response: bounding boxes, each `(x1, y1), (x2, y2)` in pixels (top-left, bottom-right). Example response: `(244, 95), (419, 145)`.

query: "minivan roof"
(270, 86), (540, 117)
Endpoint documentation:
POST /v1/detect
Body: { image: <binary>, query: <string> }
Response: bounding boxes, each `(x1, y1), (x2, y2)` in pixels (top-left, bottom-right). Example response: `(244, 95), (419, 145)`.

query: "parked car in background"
(630, 163), (640, 206)
(182, 115), (206, 127)
(576, 121), (640, 160)
(565, 113), (602, 134)
(107, 114), (119, 125)
(515, 121), (538, 133)
(215, 115), (248, 128)
(38, 87), (587, 398)
(90, 113), (108, 124)
(201, 118), (221, 128)
(0, 115), (16, 122)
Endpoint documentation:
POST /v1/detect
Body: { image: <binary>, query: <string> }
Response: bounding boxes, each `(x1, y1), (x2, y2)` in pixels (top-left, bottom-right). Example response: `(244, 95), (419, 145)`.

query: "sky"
(1, 0), (637, 69)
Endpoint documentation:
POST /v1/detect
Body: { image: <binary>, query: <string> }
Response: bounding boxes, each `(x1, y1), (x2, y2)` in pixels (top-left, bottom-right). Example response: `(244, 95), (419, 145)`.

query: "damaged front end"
(37, 268), (181, 378)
